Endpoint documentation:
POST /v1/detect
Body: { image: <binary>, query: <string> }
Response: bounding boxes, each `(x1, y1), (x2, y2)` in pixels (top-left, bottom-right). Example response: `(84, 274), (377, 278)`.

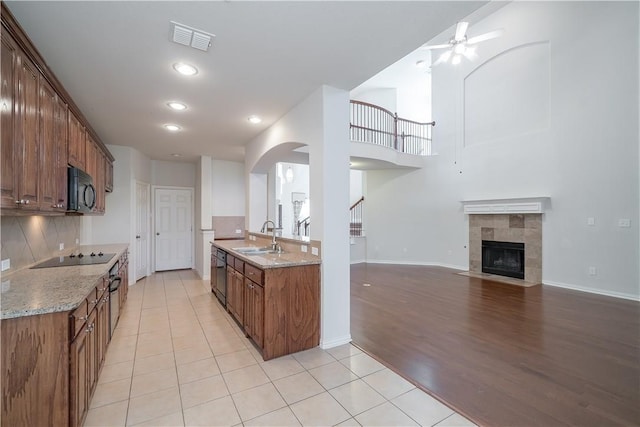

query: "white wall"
(366, 1), (639, 299)
(350, 170), (364, 205)
(212, 160), (245, 216)
(151, 160), (195, 188)
(352, 88), (397, 114)
(83, 145), (151, 285)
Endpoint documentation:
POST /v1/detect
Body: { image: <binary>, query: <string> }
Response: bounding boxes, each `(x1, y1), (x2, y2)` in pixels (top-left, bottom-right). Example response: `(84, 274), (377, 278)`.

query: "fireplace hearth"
(482, 240), (525, 279)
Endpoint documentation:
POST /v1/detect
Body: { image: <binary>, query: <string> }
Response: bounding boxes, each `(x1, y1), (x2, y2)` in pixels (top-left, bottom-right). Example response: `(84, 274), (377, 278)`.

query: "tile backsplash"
(1, 216), (80, 273)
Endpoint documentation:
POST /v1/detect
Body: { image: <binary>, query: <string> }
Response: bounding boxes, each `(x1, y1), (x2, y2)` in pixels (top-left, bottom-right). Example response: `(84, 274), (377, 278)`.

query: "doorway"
(135, 181), (150, 281)
(154, 187), (194, 271)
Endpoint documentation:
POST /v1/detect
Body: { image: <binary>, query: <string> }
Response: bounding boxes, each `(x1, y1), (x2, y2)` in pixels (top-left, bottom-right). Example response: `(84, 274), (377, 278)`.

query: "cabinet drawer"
(70, 299), (88, 339)
(86, 287), (99, 313)
(244, 263), (264, 286)
(227, 254), (235, 268)
(234, 258), (244, 273)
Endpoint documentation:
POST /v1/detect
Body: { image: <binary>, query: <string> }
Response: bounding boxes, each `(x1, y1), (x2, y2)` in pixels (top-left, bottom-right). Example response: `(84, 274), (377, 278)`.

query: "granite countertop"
(1, 244), (128, 320)
(212, 240), (321, 269)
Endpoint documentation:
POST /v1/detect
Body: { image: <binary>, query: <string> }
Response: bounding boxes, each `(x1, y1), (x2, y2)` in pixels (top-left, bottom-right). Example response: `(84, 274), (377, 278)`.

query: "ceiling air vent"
(170, 21), (215, 52)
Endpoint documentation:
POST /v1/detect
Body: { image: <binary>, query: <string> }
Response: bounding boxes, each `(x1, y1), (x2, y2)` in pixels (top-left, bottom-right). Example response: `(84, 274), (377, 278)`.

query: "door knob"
(156, 232), (160, 236)
(136, 235), (140, 239)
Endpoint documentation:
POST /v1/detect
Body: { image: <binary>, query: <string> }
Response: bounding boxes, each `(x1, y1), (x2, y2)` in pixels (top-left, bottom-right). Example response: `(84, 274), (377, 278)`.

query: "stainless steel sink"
(232, 246), (281, 255)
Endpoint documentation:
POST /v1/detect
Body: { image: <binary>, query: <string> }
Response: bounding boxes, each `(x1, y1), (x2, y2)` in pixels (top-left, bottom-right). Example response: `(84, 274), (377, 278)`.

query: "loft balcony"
(349, 100), (435, 170)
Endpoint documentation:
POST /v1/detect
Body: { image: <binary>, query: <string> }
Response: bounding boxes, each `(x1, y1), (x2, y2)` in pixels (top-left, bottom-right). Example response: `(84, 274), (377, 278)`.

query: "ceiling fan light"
(452, 55), (462, 65)
(439, 50), (452, 63)
(454, 43), (466, 55)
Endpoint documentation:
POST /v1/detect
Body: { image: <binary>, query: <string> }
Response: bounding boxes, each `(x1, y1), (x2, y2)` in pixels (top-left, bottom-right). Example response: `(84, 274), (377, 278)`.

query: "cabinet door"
(95, 149), (105, 213)
(86, 308), (98, 397)
(234, 270), (244, 323)
(243, 278), (253, 334)
(105, 157), (113, 192)
(85, 136), (97, 183)
(226, 267), (235, 314)
(96, 280), (110, 369)
(38, 76), (56, 211)
(70, 316), (90, 427)
(252, 283), (264, 348)
(68, 111), (85, 170)
(0, 33), (18, 208)
(54, 97), (68, 209)
(15, 52), (40, 209)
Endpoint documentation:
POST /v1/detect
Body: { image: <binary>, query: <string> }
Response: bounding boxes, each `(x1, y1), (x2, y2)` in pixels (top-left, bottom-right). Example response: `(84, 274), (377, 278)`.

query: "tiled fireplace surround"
(469, 214), (542, 284)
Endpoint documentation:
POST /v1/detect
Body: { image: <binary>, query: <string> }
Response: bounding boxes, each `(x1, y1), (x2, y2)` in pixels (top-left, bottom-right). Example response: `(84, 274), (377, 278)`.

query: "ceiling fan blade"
(467, 29), (504, 45)
(455, 22), (469, 41)
(420, 43), (451, 50)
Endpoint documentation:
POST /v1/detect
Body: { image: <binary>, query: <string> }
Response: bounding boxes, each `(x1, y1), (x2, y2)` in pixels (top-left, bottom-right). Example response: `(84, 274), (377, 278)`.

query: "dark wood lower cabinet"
(218, 247), (320, 361)
(1, 312), (70, 427)
(1, 265), (127, 427)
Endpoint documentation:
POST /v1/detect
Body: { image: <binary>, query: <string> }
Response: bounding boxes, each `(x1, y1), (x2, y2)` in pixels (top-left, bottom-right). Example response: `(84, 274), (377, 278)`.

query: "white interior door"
(155, 188), (193, 271)
(135, 181), (150, 281)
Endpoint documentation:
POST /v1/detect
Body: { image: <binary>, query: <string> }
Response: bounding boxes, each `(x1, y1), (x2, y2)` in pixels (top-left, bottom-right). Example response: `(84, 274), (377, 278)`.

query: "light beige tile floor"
(84, 270), (476, 427)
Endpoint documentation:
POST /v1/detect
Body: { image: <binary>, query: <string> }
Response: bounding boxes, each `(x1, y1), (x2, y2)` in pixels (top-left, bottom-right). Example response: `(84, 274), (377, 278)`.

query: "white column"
(310, 86), (351, 348)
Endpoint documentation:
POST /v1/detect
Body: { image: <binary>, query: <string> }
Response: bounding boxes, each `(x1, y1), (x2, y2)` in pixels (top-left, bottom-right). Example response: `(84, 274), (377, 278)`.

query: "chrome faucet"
(260, 220), (279, 251)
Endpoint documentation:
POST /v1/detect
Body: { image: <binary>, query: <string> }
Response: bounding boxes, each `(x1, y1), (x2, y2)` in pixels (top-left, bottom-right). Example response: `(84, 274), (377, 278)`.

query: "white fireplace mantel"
(461, 197), (550, 215)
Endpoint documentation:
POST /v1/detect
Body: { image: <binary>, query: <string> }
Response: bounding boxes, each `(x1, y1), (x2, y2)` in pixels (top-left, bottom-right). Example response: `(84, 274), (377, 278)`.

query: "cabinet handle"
(15, 200), (23, 205)
(91, 299), (99, 304)
(78, 315), (87, 321)
(24, 200), (29, 204)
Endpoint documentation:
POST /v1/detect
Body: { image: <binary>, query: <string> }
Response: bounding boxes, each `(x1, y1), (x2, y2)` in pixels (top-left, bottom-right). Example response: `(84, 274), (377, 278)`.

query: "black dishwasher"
(214, 249), (227, 307)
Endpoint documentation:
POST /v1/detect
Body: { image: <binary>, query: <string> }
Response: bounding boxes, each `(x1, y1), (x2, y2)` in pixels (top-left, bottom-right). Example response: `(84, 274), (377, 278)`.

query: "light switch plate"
(1, 259), (10, 272)
(59, 243), (64, 251)
(301, 245), (308, 253)
(311, 247), (318, 256)
(587, 217), (595, 226)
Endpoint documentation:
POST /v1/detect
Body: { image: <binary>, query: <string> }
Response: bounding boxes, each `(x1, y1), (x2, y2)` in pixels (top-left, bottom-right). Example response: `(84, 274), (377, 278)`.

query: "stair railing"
(297, 216), (310, 237)
(350, 196), (364, 237)
(350, 100), (435, 155)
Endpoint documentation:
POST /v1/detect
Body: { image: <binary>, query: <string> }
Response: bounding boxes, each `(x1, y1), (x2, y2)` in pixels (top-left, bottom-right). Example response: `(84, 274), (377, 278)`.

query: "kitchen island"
(1, 243), (129, 427)
(212, 237), (321, 361)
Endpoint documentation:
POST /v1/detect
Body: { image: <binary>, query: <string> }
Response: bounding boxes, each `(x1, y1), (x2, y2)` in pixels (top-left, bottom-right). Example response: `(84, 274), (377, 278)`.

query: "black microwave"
(68, 166), (96, 213)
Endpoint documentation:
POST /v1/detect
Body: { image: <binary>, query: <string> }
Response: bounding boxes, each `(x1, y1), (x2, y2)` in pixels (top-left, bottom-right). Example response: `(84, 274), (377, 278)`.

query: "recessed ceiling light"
(164, 124), (181, 132)
(173, 62), (198, 76)
(248, 115), (262, 124)
(171, 153), (182, 157)
(167, 101), (187, 111)
(415, 60), (428, 68)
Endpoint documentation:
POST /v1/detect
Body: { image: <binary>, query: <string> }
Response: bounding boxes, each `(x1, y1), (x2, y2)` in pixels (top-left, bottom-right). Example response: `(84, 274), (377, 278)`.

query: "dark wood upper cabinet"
(38, 76), (57, 211)
(1, 3), (114, 215)
(68, 112), (86, 171)
(54, 96), (68, 209)
(0, 33), (18, 209)
(15, 50), (40, 210)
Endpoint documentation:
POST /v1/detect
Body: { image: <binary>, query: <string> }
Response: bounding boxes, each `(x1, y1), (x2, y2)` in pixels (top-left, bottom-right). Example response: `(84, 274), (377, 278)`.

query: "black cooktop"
(31, 252), (116, 269)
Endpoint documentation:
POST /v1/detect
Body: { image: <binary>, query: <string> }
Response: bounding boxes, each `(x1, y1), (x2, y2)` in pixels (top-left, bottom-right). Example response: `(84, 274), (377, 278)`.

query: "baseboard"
(320, 334), (352, 349)
(350, 259), (367, 265)
(543, 280), (640, 301)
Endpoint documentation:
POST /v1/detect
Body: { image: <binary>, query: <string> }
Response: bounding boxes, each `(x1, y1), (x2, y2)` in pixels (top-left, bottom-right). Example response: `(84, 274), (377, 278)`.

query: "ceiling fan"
(420, 22), (504, 67)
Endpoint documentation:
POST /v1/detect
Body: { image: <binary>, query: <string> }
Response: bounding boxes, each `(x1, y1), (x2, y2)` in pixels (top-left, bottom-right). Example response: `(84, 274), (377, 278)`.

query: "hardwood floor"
(350, 263), (640, 427)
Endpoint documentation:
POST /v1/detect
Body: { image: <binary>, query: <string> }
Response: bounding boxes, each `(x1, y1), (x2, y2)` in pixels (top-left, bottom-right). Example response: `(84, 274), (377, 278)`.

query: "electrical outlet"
(618, 218), (631, 228)
(587, 217), (595, 226)
(235, 229), (242, 234)
(75, 238), (79, 244)
(59, 243), (64, 251)
(301, 245), (308, 253)
(588, 266), (597, 276)
(1, 259), (10, 272)
(311, 247), (318, 256)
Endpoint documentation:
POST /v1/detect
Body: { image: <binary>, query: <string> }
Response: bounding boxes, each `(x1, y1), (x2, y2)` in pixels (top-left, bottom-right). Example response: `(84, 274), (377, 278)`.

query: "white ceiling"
(6, 1), (487, 163)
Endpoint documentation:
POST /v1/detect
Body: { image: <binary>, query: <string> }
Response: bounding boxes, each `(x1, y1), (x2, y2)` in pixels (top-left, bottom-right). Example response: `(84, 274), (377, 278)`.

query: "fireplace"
(482, 240), (525, 279)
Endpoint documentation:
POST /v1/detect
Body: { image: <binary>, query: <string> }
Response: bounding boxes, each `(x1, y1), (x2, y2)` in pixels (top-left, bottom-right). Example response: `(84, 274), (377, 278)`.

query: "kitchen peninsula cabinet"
(214, 242), (321, 360)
